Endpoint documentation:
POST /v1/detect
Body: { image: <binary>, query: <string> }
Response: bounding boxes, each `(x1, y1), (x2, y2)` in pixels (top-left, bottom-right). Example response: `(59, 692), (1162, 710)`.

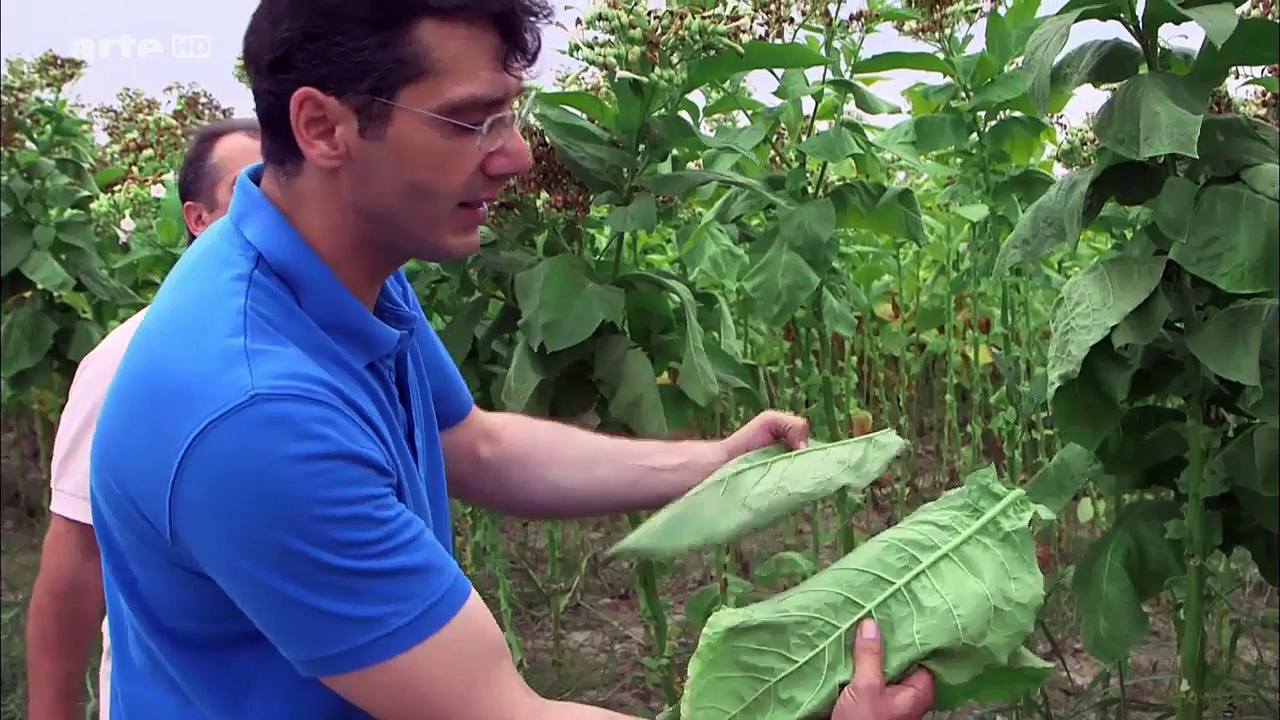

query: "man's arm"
(26, 516), (104, 720)
(27, 341), (115, 720)
(441, 409), (729, 519)
(172, 393), (643, 720)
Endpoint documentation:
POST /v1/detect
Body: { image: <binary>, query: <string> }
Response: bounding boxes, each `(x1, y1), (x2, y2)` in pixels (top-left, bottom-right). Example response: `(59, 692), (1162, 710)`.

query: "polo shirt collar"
(227, 162), (416, 367)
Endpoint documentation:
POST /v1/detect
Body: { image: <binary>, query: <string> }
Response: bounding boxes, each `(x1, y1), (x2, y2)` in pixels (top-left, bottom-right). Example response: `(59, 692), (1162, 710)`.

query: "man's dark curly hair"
(240, 0), (555, 174)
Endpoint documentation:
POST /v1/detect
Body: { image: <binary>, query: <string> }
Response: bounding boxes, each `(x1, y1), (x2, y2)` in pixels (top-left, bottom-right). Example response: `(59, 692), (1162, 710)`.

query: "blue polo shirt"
(88, 162), (475, 719)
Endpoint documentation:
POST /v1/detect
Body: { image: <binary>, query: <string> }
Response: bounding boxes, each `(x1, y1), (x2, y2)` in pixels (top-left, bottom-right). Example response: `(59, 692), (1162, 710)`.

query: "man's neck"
(257, 167), (400, 310)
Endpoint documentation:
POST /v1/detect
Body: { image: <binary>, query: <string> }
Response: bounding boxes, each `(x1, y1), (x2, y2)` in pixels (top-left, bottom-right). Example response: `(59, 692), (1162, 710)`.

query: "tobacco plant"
(995, 1), (1280, 718)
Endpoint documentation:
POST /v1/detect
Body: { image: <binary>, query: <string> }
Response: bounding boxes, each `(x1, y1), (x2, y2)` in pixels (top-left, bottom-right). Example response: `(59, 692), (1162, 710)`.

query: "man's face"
(339, 18), (534, 264)
(184, 131), (263, 237)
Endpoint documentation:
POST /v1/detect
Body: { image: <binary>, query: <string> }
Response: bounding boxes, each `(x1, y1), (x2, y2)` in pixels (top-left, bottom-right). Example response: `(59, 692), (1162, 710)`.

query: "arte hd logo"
(69, 33), (213, 62)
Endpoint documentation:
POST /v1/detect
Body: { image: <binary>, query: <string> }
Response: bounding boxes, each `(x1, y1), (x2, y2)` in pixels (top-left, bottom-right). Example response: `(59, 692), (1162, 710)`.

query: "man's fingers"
(850, 619), (884, 693)
(770, 411), (809, 449)
(888, 667), (935, 718)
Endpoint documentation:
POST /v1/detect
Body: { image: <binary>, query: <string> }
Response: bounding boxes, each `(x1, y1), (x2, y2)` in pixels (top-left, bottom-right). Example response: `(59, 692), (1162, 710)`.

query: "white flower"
(149, 183), (167, 199)
(119, 216), (136, 232)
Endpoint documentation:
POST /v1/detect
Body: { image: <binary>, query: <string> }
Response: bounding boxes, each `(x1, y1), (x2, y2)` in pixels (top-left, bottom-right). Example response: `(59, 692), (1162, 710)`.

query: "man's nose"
(483, 126), (534, 178)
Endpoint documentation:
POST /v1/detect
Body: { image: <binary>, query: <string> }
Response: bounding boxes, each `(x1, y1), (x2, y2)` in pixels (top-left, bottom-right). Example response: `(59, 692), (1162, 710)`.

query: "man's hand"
(832, 620), (934, 720)
(719, 410), (810, 461)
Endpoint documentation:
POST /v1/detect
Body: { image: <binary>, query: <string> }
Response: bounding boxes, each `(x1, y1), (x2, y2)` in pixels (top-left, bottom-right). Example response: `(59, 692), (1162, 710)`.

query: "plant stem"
(1172, 272), (1209, 720)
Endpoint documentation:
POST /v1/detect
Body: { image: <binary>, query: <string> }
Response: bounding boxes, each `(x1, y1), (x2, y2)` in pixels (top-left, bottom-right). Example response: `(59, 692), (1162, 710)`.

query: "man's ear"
(181, 200), (208, 238)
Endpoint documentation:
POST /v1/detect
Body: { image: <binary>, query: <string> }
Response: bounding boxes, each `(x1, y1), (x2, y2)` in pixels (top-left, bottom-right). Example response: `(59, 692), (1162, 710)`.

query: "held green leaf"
(607, 430), (908, 560)
(680, 468), (1050, 719)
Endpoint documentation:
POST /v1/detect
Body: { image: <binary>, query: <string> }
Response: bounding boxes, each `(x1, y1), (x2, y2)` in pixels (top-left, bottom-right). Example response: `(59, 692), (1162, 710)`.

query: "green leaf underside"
(1046, 255), (1168, 402)
(680, 468), (1049, 719)
(608, 430), (908, 560)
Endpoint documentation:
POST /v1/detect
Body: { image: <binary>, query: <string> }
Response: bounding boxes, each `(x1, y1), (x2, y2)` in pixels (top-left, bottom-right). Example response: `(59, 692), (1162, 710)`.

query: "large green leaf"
(607, 430), (907, 560)
(1241, 162), (1279, 200)
(19, 249), (76, 293)
(828, 182), (928, 245)
(992, 169), (1096, 274)
(438, 294), (488, 364)
(1046, 255), (1168, 402)
(797, 127), (862, 163)
(1073, 499), (1185, 665)
(1168, 182), (1280, 296)
(1189, 17), (1280, 86)
(594, 334), (668, 438)
(514, 254), (625, 353)
(985, 115), (1053, 165)
(606, 193), (658, 234)
(967, 67), (1033, 112)
(683, 42), (828, 94)
(741, 235), (820, 326)
(500, 336), (547, 412)
(0, 298), (59, 379)
(851, 51), (955, 77)
(1212, 424), (1280, 534)
(1193, 114), (1279, 178)
(1143, 0), (1239, 45)
(618, 272), (720, 407)
(824, 79), (900, 115)
(1050, 339), (1141, 452)
(1050, 39), (1144, 95)
(1025, 6), (1096, 112)
(534, 104), (633, 194)
(1186, 298), (1279, 387)
(0, 218), (35, 276)
(680, 468), (1052, 719)
(1093, 73), (1209, 160)
(640, 169), (790, 208)
(992, 153), (1166, 273)
(779, 198), (837, 271)
(1022, 442), (1103, 515)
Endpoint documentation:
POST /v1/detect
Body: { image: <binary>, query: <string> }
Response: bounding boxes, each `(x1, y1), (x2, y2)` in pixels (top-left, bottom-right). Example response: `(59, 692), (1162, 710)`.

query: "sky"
(0, 0), (1210, 129)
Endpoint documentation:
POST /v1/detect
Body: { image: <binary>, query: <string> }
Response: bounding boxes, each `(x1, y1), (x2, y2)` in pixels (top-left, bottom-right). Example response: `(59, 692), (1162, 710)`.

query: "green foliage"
(997, 1), (1280, 718)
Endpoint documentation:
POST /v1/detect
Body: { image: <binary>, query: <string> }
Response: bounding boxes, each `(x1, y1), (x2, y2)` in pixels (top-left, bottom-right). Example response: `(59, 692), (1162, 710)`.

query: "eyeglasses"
(372, 89), (537, 153)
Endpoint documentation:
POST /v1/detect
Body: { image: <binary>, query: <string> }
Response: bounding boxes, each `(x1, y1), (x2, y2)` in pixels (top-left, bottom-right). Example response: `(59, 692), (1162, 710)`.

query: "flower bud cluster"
(566, 1), (752, 93)
(493, 125), (592, 220)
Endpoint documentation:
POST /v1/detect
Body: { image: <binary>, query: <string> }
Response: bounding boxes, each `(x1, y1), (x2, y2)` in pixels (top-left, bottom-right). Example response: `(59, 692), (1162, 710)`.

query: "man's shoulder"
(92, 233), (360, 486)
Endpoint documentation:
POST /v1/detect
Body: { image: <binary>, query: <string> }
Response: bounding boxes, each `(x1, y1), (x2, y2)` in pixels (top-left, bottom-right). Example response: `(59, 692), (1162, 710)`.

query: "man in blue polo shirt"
(88, 3), (934, 720)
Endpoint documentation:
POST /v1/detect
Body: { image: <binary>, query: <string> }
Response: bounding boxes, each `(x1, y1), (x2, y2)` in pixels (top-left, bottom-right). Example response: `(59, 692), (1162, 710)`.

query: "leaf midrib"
(721, 485), (1028, 719)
